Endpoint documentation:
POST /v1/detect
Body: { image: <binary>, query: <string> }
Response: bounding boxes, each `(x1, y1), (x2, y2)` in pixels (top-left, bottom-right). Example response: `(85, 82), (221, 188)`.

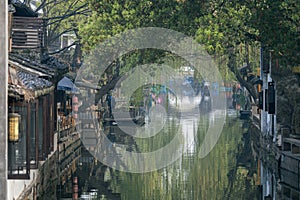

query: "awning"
(57, 76), (79, 93)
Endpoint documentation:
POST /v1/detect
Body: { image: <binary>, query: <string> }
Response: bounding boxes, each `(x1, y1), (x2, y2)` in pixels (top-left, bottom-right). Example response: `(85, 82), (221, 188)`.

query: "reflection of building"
(255, 47), (300, 200)
(258, 159), (300, 200)
(280, 168), (300, 199)
(260, 162), (277, 200)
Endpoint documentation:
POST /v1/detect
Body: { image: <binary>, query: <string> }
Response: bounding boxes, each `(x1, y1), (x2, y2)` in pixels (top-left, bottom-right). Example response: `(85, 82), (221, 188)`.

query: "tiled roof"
(8, 60), (54, 101)
(17, 70), (53, 90)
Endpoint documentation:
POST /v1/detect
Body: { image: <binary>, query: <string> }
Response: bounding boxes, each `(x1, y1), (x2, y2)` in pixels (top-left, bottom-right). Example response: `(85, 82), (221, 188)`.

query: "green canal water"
(58, 110), (261, 200)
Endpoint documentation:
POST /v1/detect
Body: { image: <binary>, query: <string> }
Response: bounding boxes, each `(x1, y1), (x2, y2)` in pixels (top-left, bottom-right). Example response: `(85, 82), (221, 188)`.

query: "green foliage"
(35, 0), (298, 68)
(75, 0), (299, 85)
(195, 0), (299, 67)
(247, 0), (300, 65)
(195, 2), (257, 55)
(79, 0), (204, 51)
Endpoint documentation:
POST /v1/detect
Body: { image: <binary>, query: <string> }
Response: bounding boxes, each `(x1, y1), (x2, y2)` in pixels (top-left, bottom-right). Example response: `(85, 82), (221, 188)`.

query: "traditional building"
(6, 1), (79, 199)
(8, 54), (56, 179)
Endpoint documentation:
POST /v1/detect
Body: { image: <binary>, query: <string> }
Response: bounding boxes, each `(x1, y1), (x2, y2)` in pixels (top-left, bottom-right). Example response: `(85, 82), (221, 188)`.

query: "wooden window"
(8, 103), (30, 179)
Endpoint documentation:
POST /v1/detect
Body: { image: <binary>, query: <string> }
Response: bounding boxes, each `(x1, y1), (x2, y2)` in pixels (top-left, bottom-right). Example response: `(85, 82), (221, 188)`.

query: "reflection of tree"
(104, 117), (260, 199)
(186, 117), (258, 199)
(224, 122), (260, 200)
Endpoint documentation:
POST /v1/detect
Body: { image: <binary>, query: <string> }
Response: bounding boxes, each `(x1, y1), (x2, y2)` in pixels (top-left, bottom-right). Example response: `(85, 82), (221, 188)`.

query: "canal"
(55, 105), (265, 200)
(52, 82), (300, 200)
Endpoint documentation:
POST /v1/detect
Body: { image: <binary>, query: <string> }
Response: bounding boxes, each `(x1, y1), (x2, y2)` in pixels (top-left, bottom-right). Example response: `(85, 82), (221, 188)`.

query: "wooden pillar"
(35, 99), (39, 162)
(43, 96), (47, 159)
(50, 92), (54, 151)
(26, 103), (30, 176)
(47, 94), (51, 154)
(44, 95), (50, 156)
(45, 96), (49, 155)
(54, 90), (58, 132)
(0, 0), (8, 199)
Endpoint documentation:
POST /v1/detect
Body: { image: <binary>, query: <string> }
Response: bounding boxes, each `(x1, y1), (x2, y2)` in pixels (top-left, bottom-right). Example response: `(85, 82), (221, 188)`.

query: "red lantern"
(72, 96), (78, 104)
(73, 113), (78, 119)
(72, 105), (78, 112)
(73, 177), (78, 184)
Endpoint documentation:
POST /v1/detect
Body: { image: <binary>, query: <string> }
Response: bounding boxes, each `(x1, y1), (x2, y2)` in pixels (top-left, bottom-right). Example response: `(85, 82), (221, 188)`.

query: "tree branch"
(48, 41), (77, 55)
(95, 75), (122, 105)
(35, 0), (61, 13)
(227, 52), (258, 101)
(44, 3), (88, 21)
(46, 9), (90, 26)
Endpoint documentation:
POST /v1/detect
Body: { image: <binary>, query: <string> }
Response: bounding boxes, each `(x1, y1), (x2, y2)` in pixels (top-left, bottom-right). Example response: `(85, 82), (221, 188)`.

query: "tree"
(76, 0), (299, 102)
(78, 0), (202, 101)
(195, 1), (261, 99)
(196, 0), (299, 100)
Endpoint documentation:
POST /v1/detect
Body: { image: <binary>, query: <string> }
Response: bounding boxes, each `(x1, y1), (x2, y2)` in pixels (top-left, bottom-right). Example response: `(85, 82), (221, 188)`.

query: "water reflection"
(256, 148), (300, 200)
(112, 115), (259, 200)
(57, 108), (268, 199)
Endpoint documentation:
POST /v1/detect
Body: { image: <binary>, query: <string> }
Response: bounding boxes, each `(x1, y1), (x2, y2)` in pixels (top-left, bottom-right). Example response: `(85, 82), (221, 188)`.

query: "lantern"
(73, 176), (78, 200)
(73, 177), (78, 184)
(72, 96), (78, 104)
(72, 105), (78, 112)
(73, 113), (78, 119)
(8, 113), (20, 142)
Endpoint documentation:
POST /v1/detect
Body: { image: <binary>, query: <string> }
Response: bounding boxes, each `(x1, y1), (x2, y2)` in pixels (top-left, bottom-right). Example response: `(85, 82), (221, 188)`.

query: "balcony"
(11, 16), (44, 49)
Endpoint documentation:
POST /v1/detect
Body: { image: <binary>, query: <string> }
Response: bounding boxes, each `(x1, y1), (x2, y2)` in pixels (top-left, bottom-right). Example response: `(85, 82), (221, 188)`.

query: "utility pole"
(0, 0), (8, 199)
